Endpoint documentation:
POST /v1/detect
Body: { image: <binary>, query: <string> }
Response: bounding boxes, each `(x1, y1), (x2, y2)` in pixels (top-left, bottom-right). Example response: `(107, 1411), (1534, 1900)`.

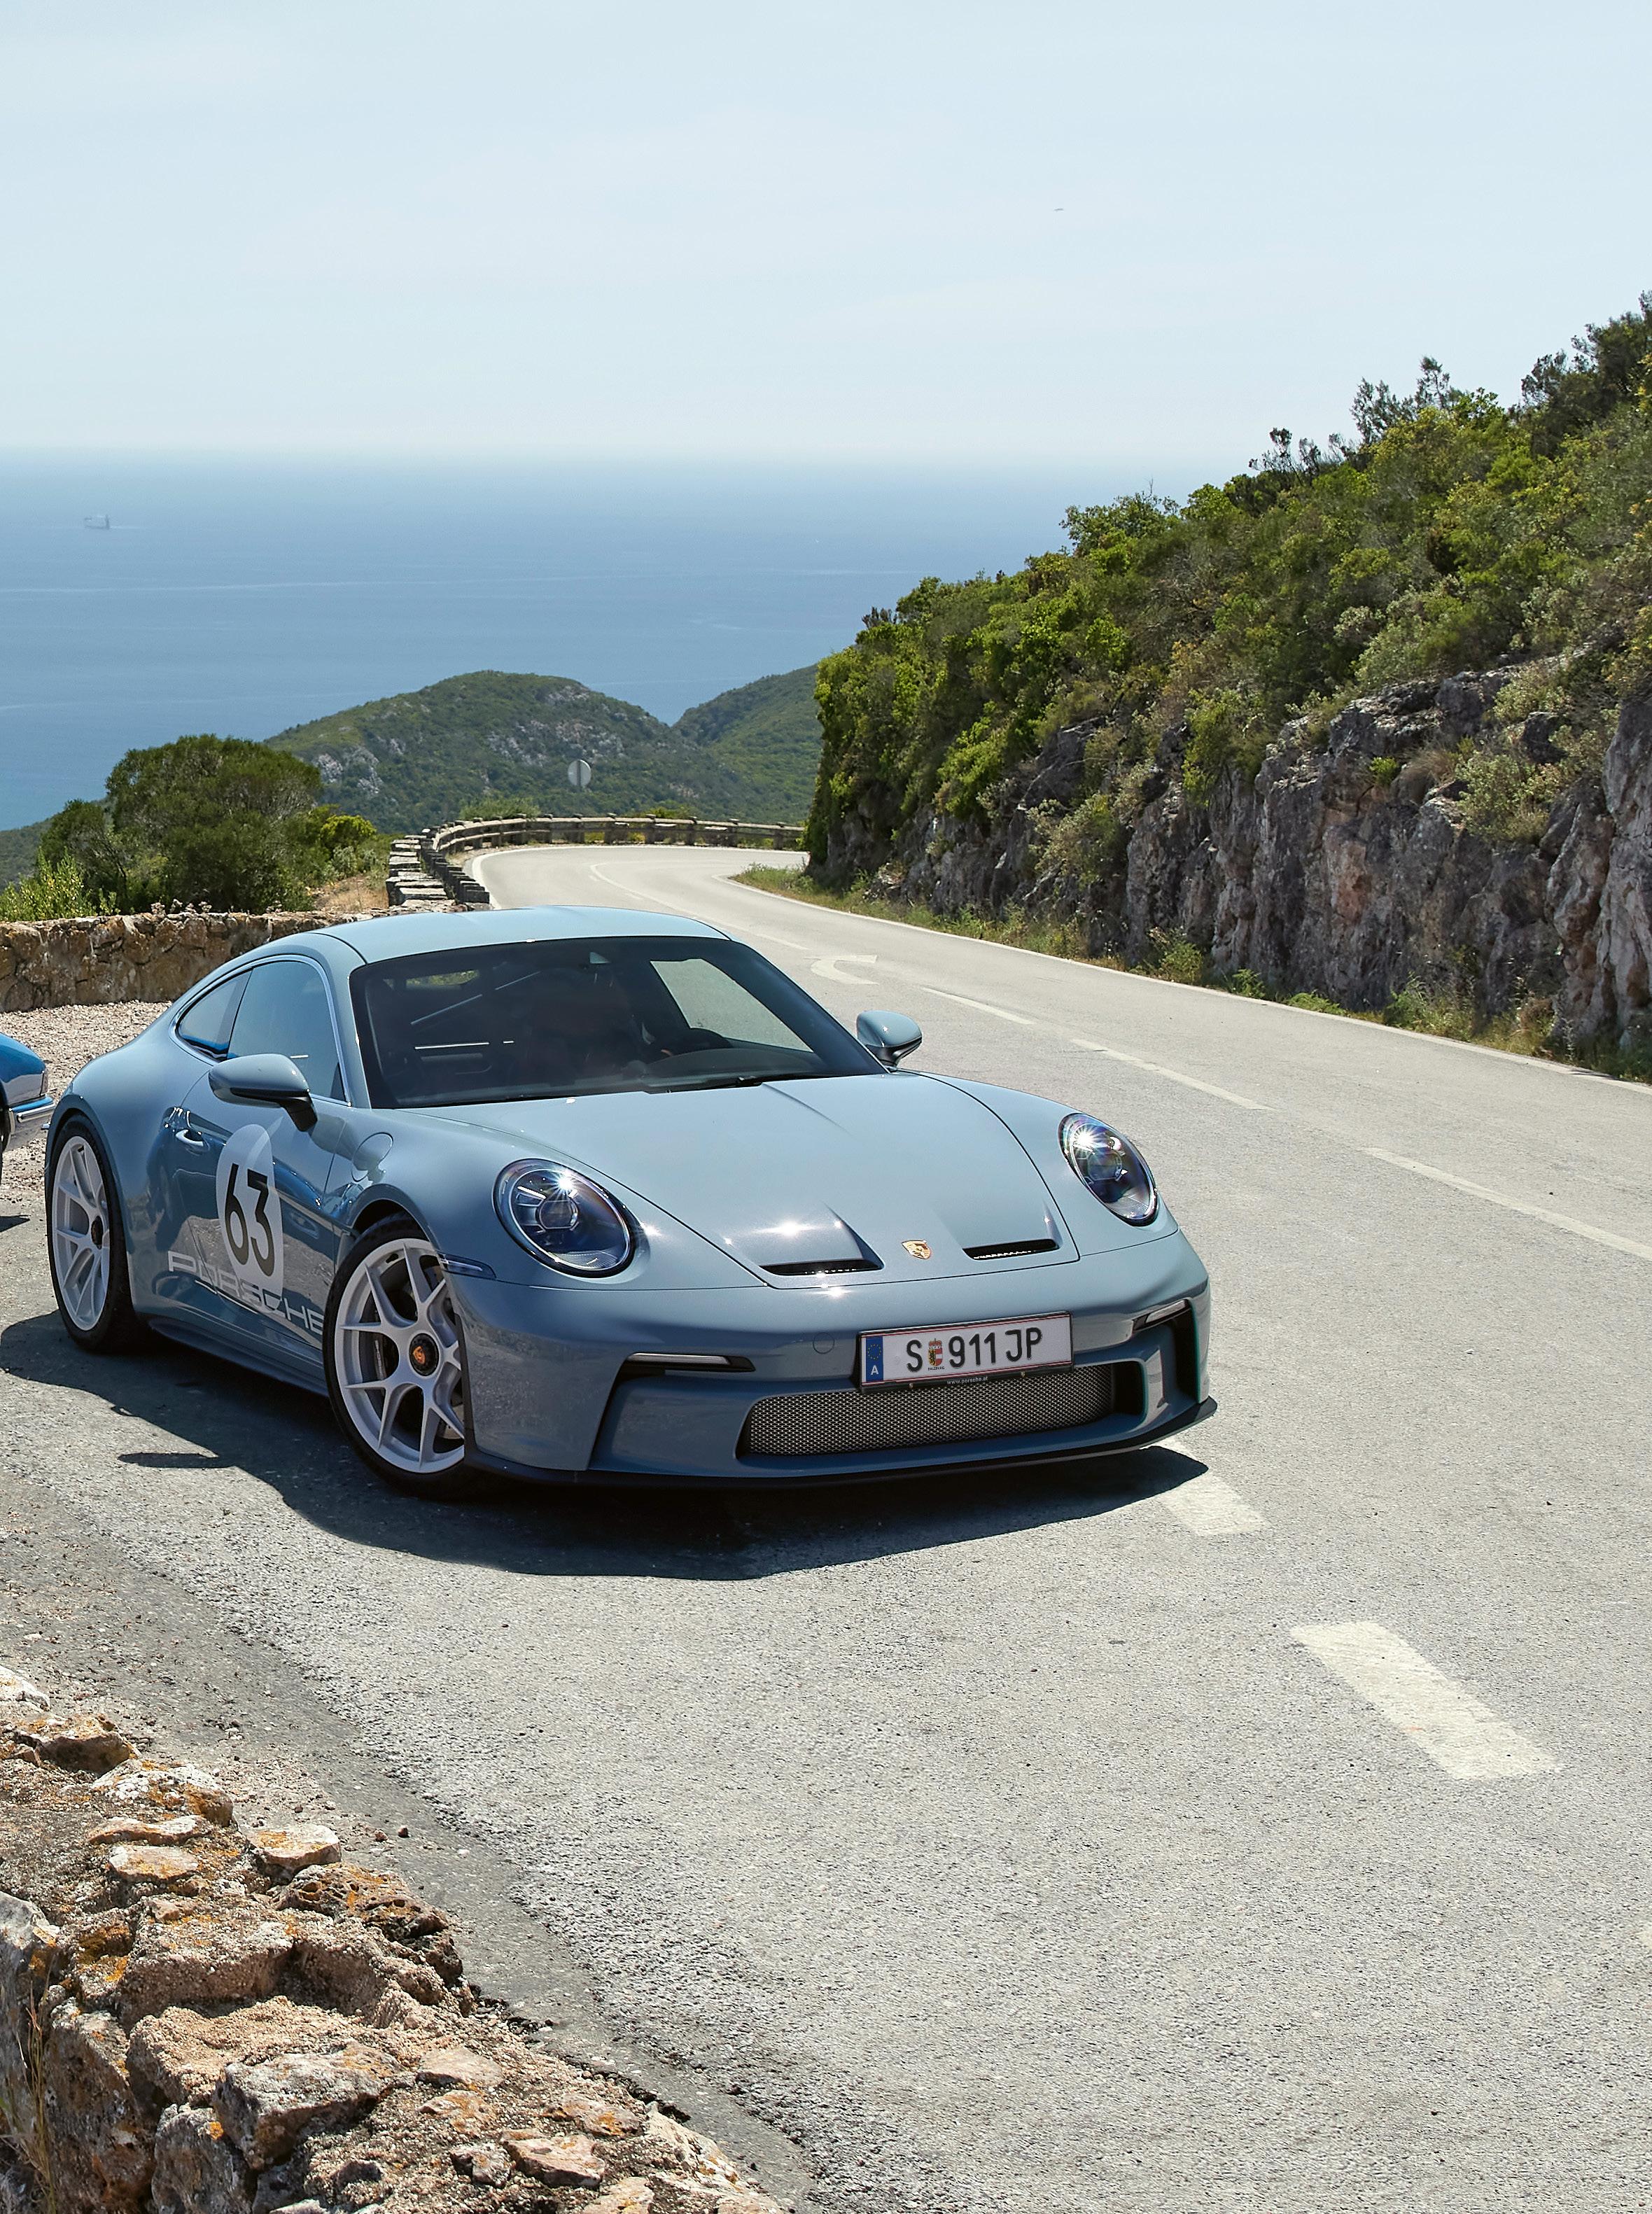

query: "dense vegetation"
(808, 297), (1652, 872)
(268, 665), (820, 833)
(1, 737), (379, 919)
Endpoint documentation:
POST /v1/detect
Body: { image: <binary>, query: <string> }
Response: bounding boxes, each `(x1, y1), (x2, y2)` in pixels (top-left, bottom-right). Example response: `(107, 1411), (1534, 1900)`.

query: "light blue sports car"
(44, 908), (1212, 1494)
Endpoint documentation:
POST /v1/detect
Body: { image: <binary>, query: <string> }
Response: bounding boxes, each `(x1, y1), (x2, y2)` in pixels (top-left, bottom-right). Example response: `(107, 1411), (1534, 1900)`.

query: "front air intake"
(962, 1238), (1060, 1260)
(739, 1363), (1130, 1457)
(762, 1257), (881, 1276)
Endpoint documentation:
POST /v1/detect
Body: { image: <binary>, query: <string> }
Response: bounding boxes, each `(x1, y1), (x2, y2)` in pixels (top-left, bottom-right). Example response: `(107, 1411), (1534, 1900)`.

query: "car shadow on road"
(2, 1307), (1208, 1583)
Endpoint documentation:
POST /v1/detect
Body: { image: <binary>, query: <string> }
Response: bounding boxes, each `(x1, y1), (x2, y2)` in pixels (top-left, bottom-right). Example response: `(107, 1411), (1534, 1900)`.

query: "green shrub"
(1458, 744), (1560, 843)
(1149, 931), (1208, 986)
(0, 855), (113, 922)
(1222, 967), (1270, 997)
(1040, 792), (1125, 883)
(1368, 755), (1398, 787)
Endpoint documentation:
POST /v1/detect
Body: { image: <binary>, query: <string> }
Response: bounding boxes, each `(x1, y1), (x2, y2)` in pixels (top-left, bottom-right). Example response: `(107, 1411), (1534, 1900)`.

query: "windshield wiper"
(645, 1072), (776, 1093)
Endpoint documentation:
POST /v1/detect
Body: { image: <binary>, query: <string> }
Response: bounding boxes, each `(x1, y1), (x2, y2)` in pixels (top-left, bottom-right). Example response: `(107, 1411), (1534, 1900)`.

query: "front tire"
(47, 1119), (144, 1352)
(325, 1216), (473, 1496)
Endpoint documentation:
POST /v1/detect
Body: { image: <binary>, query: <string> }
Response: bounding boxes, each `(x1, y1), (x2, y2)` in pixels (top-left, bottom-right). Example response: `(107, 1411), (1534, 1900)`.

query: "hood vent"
(964, 1237), (1060, 1261)
(764, 1256), (881, 1277)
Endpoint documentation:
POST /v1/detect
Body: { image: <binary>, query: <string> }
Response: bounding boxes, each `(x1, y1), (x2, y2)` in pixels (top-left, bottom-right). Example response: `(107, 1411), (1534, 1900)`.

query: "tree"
(107, 734), (325, 909)
(37, 799), (135, 909)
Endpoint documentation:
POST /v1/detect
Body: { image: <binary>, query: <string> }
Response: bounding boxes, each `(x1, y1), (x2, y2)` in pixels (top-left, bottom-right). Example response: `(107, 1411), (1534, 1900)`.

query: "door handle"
(176, 1125), (207, 1149)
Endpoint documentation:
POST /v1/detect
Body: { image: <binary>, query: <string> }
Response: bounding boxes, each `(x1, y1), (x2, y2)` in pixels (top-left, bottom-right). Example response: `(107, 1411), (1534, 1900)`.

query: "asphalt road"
(6, 844), (1652, 2212)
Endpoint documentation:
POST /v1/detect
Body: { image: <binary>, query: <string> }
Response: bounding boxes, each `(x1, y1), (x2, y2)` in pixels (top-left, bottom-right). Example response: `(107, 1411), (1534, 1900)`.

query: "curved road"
(6, 843), (1652, 2212)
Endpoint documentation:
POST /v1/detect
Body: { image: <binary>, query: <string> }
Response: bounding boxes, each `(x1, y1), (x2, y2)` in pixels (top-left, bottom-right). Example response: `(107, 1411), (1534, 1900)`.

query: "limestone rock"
(89, 1814), (201, 1846)
(128, 1998), (342, 2110)
(590, 2183), (656, 2213)
(416, 2043), (504, 2090)
(0, 1893), (61, 2166)
(419, 2087), (493, 2131)
(91, 1760), (235, 1827)
(119, 1900), (293, 2022)
(10, 1714), (134, 1773)
(108, 1843), (200, 1885)
(41, 2000), (151, 2211)
(451, 2140), (512, 2183)
(554, 2084), (642, 2136)
(0, 1670), (46, 1707)
(149, 2102), (255, 2214)
(216, 2045), (400, 2168)
(248, 1826), (340, 1878)
(504, 2129), (606, 2182)
(278, 1861), (465, 1989)
(288, 1916), (449, 2019)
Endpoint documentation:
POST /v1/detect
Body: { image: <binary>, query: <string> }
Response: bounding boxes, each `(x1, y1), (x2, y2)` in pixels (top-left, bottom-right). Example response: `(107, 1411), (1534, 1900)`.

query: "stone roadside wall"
(0, 914), (318, 1016)
(0, 1667), (786, 2214)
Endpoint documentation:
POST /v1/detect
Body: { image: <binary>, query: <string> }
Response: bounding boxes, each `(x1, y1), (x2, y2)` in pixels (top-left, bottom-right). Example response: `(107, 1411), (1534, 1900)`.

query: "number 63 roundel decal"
(215, 1123), (284, 1299)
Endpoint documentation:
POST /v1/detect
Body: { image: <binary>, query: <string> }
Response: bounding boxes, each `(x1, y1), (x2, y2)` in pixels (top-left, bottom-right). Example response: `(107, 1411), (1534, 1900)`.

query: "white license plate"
(858, 1312), (1072, 1388)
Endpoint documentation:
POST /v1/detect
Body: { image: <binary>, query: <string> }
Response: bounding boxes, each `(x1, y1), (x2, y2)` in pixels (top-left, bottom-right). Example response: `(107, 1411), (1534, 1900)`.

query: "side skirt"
(146, 1315), (330, 1398)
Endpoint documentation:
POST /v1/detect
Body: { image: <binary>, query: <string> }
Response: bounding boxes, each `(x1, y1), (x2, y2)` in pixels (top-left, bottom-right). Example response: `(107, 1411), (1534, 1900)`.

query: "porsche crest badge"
(902, 1239), (932, 1259)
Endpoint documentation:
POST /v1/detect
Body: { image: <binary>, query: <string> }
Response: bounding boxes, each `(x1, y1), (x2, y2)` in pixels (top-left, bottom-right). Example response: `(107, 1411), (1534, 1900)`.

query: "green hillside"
(668, 664), (822, 819)
(267, 665), (821, 832)
(0, 820), (45, 889)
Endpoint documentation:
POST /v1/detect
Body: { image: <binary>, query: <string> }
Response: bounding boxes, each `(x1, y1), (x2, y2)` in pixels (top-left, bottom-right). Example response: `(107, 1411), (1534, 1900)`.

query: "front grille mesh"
(739, 1362), (1117, 1459)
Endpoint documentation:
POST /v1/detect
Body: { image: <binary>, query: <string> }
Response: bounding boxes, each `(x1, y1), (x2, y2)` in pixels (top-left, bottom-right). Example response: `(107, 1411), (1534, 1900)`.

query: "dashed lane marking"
(1068, 1038), (1267, 1110)
(1292, 1622), (1559, 1780)
(1159, 1476), (1267, 1534)
(1365, 1149), (1652, 1262)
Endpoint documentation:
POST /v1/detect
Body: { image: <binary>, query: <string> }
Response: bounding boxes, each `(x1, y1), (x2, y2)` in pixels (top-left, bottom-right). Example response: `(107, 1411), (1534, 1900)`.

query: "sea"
(0, 457), (1119, 832)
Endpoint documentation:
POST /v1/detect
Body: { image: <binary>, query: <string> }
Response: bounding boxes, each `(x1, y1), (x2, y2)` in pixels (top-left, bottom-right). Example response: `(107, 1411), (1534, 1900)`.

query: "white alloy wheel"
(52, 1134), (113, 1333)
(332, 1235), (467, 1478)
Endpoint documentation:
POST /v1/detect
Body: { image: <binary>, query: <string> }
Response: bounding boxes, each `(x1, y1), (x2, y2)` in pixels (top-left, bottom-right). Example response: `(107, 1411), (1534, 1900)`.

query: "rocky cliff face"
(822, 673), (1652, 1059)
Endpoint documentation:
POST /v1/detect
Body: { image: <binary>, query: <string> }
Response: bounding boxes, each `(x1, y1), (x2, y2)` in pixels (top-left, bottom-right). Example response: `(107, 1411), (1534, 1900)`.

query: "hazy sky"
(5, 0), (1649, 471)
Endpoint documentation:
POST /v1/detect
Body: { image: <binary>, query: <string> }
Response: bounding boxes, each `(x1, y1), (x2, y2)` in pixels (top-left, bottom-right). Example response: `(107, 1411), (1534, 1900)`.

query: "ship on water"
(83, 513), (111, 530)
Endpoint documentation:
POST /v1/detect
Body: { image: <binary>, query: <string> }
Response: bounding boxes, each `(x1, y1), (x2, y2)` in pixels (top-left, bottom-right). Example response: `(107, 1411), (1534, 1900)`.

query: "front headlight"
(1059, 1112), (1158, 1226)
(495, 1160), (635, 1275)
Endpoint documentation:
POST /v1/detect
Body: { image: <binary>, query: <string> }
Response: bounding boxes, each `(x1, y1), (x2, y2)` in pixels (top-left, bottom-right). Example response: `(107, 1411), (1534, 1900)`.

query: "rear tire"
(324, 1214), (475, 1497)
(46, 1118), (145, 1352)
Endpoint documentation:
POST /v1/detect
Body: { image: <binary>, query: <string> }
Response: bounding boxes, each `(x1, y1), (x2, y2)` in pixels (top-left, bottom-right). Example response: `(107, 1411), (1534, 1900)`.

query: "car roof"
(321, 904), (729, 965)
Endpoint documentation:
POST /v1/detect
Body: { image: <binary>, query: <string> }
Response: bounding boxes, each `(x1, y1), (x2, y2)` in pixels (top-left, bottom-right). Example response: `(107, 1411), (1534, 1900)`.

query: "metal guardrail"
(386, 815), (806, 907)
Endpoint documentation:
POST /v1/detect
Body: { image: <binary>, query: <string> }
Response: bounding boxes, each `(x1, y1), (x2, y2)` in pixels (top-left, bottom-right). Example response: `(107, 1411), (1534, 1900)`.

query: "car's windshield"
(350, 934), (878, 1108)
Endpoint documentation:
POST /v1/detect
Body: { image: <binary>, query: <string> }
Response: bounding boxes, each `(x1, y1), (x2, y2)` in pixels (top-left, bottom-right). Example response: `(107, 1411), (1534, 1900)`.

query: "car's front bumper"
(0, 1093), (55, 1158)
(451, 1237), (1212, 1485)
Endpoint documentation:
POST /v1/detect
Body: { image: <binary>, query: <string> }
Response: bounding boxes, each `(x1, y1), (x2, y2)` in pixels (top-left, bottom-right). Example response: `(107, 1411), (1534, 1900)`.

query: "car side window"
(176, 973), (248, 1056)
(228, 960), (345, 1101)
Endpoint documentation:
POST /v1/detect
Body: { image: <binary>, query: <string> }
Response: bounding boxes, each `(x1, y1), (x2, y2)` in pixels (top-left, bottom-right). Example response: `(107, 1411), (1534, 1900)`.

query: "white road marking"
(1365, 1149), (1652, 1262)
(1068, 1037), (1266, 1110)
(917, 984), (1036, 1025)
(811, 953), (878, 983)
(1292, 1623), (1558, 1779)
(1159, 1476), (1267, 1534)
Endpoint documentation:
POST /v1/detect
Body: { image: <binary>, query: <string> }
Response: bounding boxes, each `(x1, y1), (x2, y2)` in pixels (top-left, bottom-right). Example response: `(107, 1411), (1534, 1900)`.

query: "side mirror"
(208, 1053), (318, 1132)
(857, 1009), (923, 1067)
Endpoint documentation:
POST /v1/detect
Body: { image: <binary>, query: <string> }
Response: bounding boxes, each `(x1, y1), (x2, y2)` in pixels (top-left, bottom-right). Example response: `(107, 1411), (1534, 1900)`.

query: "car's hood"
(432, 1072), (1073, 1281)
